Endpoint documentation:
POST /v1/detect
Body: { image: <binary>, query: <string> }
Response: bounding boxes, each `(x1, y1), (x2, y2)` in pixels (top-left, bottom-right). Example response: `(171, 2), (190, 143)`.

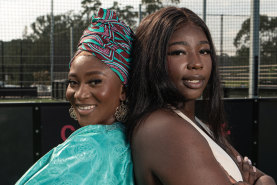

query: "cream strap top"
(173, 109), (243, 182)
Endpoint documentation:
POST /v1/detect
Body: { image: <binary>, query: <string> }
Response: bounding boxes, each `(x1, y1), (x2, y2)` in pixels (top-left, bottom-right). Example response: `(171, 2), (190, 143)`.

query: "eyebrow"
(68, 71), (106, 78)
(199, 40), (210, 45)
(168, 40), (210, 47)
(169, 41), (188, 47)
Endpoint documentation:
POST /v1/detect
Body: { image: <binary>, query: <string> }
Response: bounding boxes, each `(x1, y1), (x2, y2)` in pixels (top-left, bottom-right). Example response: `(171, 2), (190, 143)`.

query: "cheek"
(101, 85), (122, 106)
(167, 57), (186, 80)
(168, 64), (182, 83)
(96, 86), (110, 97)
(66, 86), (74, 101)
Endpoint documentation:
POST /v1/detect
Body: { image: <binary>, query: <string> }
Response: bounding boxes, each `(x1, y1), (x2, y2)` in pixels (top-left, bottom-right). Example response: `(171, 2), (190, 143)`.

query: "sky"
(0, 0), (139, 41)
(0, 0), (276, 55)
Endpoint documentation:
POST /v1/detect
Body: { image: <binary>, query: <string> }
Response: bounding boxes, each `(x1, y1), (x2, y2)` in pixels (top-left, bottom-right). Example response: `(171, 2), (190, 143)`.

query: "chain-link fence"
(0, 0), (276, 99)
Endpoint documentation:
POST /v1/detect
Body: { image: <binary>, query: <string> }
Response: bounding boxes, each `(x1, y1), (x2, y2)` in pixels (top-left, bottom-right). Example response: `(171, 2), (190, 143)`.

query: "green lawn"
(0, 98), (66, 103)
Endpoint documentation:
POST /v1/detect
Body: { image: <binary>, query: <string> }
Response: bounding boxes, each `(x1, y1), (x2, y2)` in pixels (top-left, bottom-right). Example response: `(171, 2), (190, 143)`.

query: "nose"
(74, 84), (91, 100)
(187, 52), (203, 70)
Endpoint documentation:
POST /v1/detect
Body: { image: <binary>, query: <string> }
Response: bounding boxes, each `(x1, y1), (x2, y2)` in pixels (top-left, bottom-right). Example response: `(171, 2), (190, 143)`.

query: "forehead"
(169, 23), (208, 43)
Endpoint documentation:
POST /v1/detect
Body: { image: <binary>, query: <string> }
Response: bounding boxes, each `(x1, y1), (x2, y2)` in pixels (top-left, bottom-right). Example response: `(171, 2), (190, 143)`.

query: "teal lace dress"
(16, 122), (134, 185)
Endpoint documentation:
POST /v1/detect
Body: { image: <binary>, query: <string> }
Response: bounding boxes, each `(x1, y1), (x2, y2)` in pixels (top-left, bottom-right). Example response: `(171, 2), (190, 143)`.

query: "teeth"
(186, 80), (200, 83)
(77, 105), (95, 110)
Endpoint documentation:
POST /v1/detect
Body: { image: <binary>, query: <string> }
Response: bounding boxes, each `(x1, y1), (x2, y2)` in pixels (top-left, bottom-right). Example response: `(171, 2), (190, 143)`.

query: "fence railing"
(220, 64), (277, 89)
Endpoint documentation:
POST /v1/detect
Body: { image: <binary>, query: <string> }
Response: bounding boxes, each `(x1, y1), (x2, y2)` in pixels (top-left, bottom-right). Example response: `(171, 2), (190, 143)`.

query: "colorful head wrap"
(70, 8), (134, 86)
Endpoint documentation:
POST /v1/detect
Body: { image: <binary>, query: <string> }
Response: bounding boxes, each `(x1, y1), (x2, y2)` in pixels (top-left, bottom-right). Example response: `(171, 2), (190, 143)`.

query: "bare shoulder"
(132, 109), (231, 185)
(132, 108), (210, 162)
(132, 108), (203, 150)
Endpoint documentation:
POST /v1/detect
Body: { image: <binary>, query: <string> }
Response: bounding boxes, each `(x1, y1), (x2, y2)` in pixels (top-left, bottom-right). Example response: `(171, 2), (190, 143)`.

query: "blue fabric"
(16, 122), (134, 185)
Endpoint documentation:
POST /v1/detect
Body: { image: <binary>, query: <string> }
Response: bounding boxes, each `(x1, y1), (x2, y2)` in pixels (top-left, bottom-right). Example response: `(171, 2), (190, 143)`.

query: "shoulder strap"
(172, 109), (243, 182)
(172, 109), (210, 138)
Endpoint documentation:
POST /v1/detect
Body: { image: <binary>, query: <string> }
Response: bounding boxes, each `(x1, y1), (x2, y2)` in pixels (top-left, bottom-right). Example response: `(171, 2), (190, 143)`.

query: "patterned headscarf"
(70, 8), (134, 86)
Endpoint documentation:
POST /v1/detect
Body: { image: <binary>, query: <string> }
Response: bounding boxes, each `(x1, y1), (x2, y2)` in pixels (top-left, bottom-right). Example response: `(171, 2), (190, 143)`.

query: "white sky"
(0, 0), (276, 55)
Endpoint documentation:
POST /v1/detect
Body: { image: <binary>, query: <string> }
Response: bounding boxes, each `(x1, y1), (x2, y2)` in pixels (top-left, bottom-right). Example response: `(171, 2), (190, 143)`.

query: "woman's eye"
(168, 50), (186, 56)
(89, 79), (102, 86)
(68, 80), (78, 87)
(200, 49), (211, 55)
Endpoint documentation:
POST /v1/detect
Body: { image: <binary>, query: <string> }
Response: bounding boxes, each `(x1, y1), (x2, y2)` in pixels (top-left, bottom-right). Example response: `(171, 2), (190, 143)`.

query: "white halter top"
(173, 109), (243, 182)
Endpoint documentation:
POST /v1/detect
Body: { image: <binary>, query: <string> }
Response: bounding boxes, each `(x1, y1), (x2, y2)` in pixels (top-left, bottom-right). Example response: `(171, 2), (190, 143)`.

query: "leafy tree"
(80, 0), (102, 27)
(110, 1), (138, 29)
(234, 15), (277, 65)
(1, 39), (21, 84)
(141, 0), (180, 16)
(21, 12), (77, 84)
(4, 0), (182, 87)
(80, 0), (138, 30)
(33, 70), (50, 85)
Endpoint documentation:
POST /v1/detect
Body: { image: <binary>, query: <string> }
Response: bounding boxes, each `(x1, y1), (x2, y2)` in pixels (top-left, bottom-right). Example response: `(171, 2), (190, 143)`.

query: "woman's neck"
(178, 100), (196, 121)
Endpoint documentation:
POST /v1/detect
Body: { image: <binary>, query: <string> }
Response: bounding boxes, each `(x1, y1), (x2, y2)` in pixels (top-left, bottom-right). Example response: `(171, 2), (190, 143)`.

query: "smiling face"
(167, 23), (212, 101)
(66, 53), (126, 126)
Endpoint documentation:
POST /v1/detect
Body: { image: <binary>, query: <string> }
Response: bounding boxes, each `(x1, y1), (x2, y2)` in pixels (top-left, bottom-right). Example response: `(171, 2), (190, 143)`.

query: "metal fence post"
(249, 0), (260, 98)
(220, 14), (223, 59)
(1, 41), (4, 82)
(70, 26), (74, 59)
(50, 0), (54, 96)
(139, 4), (142, 23)
(203, 0), (207, 22)
(20, 40), (23, 88)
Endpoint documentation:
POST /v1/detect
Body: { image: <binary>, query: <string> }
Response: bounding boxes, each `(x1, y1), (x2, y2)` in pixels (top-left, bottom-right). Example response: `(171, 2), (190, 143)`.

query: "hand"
(237, 156), (257, 185)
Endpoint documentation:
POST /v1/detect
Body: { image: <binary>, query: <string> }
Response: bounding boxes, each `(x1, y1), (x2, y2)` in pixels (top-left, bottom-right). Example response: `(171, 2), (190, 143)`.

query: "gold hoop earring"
(114, 101), (128, 122)
(69, 105), (77, 120)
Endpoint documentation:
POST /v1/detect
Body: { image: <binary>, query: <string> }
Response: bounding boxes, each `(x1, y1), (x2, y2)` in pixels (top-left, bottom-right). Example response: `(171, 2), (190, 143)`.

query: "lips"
(75, 104), (96, 115)
(182, 76), (205, 89)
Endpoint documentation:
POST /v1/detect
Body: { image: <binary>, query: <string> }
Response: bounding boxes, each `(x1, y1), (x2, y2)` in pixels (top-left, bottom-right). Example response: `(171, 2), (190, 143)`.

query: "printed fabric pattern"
(15, 122), (134, 185)
(71, 8), (134, 86)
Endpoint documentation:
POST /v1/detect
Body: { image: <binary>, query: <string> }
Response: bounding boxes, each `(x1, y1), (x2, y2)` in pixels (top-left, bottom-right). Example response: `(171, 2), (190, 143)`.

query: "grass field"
(0, 98), (66, 103)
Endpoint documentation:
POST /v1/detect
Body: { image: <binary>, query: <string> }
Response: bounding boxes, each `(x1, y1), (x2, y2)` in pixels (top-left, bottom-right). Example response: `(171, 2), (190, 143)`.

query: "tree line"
(0, 0), (276, 87)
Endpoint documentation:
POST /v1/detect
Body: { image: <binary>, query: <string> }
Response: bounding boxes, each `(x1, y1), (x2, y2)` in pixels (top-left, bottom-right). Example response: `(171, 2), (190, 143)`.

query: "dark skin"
(227, 142), (276, 185)
(66, 51), (126, 126)
(132, 23), (276, 185)
(133, 108), (234, 185)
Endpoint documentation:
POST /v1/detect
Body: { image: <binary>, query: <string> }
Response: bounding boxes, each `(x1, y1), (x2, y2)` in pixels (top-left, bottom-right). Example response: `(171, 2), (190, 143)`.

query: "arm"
(17, 126), (134, 185)
(132, 109), (234, 185)
(224, 139), (276, 185)
(255, 175), (276, 185)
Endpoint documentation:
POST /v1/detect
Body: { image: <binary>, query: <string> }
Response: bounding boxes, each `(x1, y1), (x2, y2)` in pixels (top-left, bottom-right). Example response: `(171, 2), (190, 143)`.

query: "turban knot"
(71, 8), (134, 86)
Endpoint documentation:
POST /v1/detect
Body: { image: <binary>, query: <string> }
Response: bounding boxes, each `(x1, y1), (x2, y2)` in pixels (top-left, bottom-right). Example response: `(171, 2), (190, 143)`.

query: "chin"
(78, 119), (93, 127)
(183, 93), (202, 101)
(78, 122), (89, 127)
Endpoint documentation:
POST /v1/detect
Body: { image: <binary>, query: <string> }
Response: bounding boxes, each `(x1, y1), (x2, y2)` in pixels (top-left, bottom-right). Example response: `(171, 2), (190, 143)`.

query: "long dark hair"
(126, 7), (226, 146)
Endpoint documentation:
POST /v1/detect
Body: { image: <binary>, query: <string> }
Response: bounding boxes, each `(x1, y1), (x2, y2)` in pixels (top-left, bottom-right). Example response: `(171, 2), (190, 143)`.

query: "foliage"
(233, 15), (277, 65)
(33, 70), (50, 85)
(1, 0), (181, 87)
(110, 2), (138, 29)
(141, 0), (179, 15)
(80, 0), (102, 27)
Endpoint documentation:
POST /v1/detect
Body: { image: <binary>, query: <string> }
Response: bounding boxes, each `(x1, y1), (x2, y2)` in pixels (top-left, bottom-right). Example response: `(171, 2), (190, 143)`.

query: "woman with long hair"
(126, 6), (275, 185)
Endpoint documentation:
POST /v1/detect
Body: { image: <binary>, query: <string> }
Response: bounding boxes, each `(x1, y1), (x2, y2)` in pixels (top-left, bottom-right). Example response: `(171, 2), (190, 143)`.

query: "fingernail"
(248, 159), (252, 165)
(244, 156), (248, 162)
(253, 166), (256, 172)
(237, 156), (241, 162)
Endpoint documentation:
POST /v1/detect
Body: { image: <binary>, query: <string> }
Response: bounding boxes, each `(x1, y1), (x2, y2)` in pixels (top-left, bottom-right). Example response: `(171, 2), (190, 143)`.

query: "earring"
(114, 101), (128, 122)
(69, 105), (77, 120)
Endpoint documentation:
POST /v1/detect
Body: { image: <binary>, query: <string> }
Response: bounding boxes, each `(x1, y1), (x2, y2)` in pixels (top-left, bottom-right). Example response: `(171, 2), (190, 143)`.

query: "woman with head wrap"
(16, 8), (134, 185)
